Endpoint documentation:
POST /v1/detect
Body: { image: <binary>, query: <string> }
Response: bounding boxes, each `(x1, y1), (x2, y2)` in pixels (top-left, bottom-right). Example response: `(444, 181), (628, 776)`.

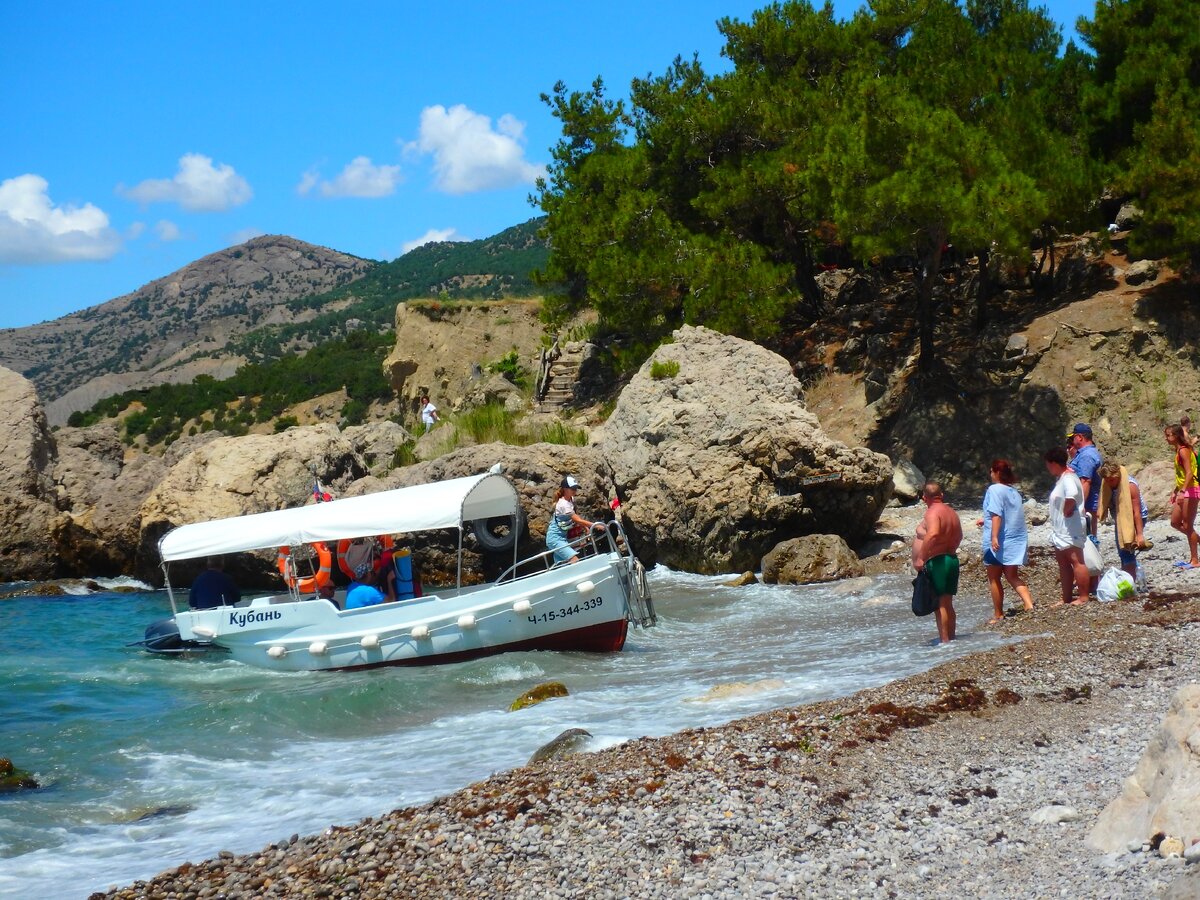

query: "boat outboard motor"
(141, 617), (185, 653)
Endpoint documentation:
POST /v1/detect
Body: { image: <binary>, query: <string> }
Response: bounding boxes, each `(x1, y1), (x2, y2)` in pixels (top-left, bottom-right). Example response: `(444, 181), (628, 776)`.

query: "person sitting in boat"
(374, 548), (397, 603)
(317, 580), (339, 609)
(546, 475), (600, 565)
(188, 556), (241, 610)
(345, 563), (388, 610)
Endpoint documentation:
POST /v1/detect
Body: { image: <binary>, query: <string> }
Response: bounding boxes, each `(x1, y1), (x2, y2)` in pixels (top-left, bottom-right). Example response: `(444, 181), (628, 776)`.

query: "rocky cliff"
(0, 236), (374, 423)
(383, 300), (549, 415)
(0, 368), (66, 580)
(799, 235), (1199, 499)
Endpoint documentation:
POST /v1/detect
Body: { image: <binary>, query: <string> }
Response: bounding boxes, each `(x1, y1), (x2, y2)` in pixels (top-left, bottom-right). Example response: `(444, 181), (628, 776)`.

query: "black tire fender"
(470, 508), (526, 553)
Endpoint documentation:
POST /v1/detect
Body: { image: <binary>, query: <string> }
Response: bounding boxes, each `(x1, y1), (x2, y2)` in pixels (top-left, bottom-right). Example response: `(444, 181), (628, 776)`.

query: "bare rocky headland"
(93, 509), (1200, 900)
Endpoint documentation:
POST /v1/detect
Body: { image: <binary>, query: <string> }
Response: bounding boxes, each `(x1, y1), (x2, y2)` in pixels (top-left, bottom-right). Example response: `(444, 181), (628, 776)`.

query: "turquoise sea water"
(0, 570), (1008, 897)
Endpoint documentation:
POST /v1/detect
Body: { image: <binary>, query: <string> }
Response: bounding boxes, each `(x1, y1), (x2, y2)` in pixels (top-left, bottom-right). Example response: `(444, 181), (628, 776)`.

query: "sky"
(0, 0), (1092, 329)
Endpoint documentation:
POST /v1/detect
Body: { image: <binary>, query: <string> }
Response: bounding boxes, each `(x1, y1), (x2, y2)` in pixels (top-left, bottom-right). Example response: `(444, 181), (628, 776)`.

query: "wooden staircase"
(536, 342), (585, 410)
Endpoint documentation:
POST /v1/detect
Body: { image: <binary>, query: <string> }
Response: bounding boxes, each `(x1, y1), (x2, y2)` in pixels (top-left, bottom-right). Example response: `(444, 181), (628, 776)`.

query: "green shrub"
(488, 350), (529, 388)
(274, 416), (300, 432)
(538, 421), (588, 446)
(341, 398), (369, 425)
(454, 403), (521, 444)
(391, 441), (418, 468)
(650, 359), (680, 380)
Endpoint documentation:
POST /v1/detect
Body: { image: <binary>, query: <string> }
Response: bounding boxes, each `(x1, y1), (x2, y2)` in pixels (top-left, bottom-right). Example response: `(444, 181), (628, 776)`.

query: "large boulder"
(1124, 259), (1160, 286)
(1115, 202), (1143, 231)
(1134, 459), (1175, 520)
(342, 421), (413, 477)
(761, 534), (865, 585)
(600, 326), (893, 574)
(0, 367), (67, 580)
(891, 458), (925, 504)
(1086, 684), (1200, 853)
(136, 425), (368, 585)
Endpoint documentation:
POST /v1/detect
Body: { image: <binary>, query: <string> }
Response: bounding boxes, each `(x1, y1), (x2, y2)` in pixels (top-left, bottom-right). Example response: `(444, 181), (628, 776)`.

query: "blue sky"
(0, 0), (1092, 329)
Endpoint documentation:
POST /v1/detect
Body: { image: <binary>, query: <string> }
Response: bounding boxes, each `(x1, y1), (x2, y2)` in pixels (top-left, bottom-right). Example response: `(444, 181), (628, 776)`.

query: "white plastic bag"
(1096, 567), (1136, 602)
(1083, 538), (1104, 576)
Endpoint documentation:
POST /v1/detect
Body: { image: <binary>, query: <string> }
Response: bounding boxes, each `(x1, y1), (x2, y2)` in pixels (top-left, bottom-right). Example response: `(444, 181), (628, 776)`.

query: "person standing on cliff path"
(420, 394), (439, 433)
(912, 482), (964, 643)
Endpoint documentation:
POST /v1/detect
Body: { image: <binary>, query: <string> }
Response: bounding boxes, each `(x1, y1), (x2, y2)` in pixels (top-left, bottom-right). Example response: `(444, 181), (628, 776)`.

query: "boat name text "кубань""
(228, 610), (283, 627)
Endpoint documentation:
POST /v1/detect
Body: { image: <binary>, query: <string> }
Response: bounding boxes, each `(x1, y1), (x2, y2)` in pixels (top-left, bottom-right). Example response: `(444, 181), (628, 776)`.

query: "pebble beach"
(93, 510), (1200, 899)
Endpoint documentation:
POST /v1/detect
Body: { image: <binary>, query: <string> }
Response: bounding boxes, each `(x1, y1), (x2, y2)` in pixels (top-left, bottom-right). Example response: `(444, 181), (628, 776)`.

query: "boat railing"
(495, 520), (626, 584)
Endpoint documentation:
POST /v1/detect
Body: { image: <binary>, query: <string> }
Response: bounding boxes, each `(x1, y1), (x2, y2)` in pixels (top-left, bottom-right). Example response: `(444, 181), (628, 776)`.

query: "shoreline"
(91, 579), (1200, 897)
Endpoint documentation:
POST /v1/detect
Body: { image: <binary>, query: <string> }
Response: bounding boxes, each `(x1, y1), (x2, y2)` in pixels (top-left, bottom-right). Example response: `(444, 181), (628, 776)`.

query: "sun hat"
(561, 475), (580, 490)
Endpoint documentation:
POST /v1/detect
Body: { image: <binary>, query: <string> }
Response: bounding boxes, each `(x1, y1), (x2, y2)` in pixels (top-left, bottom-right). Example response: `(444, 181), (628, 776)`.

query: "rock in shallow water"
(0, 757), (39, 791)
(527, 728), (592, 765)
(510, 681), (569, 712)
(687, 679), (786, 703)
(761, 534), (864, 585)
(723, 571), (758, 587)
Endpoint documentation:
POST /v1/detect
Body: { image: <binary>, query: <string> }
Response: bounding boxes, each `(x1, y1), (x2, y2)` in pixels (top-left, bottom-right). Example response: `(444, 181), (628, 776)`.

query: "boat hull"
(335, 618), (627, 671)
(170, 553), (636, 672)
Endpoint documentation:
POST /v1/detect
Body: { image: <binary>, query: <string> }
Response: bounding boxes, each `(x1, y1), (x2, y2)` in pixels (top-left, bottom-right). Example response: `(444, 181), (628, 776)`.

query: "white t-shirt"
(1049, 471), (1087, 550)
(421, 402), (438, 425)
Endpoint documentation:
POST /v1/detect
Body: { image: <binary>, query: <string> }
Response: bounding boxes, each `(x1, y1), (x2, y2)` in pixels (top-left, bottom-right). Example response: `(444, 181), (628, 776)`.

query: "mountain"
(231, 218), (550, 363)
(0, 236), (375, 423)
(0, 219), (550, 425)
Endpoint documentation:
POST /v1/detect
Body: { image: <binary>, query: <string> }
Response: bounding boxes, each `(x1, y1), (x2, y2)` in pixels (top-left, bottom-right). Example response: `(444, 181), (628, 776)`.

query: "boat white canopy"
(158, 472), (520, 562)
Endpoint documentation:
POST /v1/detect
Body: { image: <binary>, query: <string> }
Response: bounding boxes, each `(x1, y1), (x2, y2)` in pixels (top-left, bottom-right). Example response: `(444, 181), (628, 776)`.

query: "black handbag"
(911, 569), (936, 616)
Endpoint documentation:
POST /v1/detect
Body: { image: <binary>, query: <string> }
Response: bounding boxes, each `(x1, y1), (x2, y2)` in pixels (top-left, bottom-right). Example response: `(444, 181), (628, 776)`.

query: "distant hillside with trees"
(68, 330), (395, 446)
(231, 218), (549, 364)
(64, 219), (552, 445)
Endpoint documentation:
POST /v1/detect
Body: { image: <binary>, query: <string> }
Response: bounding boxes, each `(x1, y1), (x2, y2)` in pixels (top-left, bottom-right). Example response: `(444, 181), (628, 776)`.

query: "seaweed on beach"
(1036, 684), (1092, 703)
(860, 679), (990, 740)
(1142, 590), (1200, 612)
(928, 679), (988, 713)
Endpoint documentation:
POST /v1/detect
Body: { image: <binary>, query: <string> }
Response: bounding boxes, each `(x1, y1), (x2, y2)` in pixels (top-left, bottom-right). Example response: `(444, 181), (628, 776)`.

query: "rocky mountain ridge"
(0, 236), (375, 423)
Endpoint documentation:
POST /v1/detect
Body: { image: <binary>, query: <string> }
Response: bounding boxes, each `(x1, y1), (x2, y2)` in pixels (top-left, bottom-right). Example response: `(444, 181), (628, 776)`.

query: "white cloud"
(412, 104), (544, 194)
(119, 153), (252, 212)
(127, 221), (146, 239)
(0, 174), (122, 264)
(227, 226), (264, 245)
(155, 219), (182, 241)
(401, 227), (464, 254)
(296, 169), (320, 196)
(298, 157), (402, 198)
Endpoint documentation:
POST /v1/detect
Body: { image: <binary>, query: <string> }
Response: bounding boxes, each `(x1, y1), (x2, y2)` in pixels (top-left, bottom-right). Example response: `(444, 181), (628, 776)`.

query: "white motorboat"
(138, 472), (655, 671)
